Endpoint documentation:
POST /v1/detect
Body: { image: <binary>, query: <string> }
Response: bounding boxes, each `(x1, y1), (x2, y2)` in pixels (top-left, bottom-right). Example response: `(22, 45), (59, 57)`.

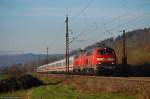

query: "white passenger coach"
(37, 56), (74, 73)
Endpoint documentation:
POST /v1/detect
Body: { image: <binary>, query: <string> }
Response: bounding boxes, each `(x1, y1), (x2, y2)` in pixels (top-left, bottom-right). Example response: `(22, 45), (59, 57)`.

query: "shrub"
(0, 74), (43, 93)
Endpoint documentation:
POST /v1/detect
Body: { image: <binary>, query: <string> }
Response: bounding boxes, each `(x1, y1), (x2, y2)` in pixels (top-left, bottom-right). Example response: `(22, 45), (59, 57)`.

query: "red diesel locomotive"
(73, 47), (116, 74)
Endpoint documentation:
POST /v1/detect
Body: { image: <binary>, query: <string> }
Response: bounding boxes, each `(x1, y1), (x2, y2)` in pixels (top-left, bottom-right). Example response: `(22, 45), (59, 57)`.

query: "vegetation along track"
(63, 75), (150, 98)
(38, 73), (150, 98)
(40, 73), (150, 83)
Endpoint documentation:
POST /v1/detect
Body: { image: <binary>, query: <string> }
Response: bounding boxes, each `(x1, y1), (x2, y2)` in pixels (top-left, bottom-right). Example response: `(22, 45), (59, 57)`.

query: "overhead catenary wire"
(50, 1), (150, 54)
(68, 0), (95, 44)
(47, 0), (94, 54)
(103, 10), (150, 34)
(70, 0), (95, 22)
(87, 2), (150, 42)
(73, 9), (150, 45)
(69, 1), (132, 44)
(67, 0), (147, 50)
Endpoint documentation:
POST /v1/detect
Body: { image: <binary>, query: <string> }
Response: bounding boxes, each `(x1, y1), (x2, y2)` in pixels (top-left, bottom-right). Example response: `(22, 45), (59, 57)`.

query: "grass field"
(0, 74), (136, 99)
(31, 84), (135, 99)
(0, 84), (135, 99)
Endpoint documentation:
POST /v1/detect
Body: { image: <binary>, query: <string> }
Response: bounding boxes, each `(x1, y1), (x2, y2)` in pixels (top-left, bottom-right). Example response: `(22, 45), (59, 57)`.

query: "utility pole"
(122, 30), (127, 65)
(65, 15), (69, 73)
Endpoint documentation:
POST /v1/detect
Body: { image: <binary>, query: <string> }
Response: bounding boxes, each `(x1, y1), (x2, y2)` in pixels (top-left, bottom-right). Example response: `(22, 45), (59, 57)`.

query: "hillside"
(114, 28), (150, 65)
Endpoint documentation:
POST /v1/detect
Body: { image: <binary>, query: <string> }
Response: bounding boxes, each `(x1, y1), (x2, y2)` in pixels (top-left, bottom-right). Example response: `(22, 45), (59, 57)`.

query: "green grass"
(31, 84), (135, 99)
(31, 75), (136, 99)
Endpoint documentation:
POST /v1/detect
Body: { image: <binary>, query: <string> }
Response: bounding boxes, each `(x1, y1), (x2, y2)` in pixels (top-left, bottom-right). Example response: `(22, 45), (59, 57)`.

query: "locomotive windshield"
(99, 48), (114, 55)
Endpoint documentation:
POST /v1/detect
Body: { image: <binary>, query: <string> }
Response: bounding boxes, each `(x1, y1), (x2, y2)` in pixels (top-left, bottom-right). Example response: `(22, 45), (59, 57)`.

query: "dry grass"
(61, 76), (150, 99)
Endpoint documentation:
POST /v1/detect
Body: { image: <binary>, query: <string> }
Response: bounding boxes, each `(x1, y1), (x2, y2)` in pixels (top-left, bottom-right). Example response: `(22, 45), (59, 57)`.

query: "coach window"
(69, 60), (72, 65)
(54, 64), (56, 66)
(63, 62), (66, 66)
(58, 63), (61, 66)
(59, 62), (62, 66)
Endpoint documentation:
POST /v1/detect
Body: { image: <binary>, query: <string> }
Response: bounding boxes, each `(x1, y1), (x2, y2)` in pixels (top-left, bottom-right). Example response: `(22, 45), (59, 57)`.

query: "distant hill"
(0, 53), (63, 67)
(70, 27), (150, 65)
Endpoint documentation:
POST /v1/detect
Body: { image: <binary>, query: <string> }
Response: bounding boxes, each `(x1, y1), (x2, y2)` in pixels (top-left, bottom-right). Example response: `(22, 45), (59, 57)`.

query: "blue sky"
(0, 0), (150, 54)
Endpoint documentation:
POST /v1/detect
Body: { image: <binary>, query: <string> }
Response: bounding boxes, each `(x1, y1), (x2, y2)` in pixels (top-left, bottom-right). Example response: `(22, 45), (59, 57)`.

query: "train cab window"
(107, 48), (114, 54)
(99, 48), (113, 55)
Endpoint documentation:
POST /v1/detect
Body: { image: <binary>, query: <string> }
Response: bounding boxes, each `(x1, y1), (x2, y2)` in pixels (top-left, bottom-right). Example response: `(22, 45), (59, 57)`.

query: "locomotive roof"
(86, 46), (113, 52)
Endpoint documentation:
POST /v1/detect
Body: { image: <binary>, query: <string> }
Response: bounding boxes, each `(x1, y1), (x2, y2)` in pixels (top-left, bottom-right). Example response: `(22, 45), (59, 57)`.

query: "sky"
(0, 0), (150, 54)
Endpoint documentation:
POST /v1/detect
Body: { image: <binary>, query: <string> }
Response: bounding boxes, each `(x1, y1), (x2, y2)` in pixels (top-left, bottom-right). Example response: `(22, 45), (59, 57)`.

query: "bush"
(0, 74), (43, 93)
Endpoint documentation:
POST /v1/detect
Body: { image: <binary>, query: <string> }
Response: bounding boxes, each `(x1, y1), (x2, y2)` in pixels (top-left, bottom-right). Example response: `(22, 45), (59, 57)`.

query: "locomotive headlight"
(99, 62), (101, 64)
(107, 58), (114, 61)
(97, 58), (104, 61)
(111, 62), (114, 64)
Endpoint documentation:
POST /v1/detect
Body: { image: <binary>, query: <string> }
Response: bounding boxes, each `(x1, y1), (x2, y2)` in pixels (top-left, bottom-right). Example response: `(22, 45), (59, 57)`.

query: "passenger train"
(37, 47), (116, 74)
